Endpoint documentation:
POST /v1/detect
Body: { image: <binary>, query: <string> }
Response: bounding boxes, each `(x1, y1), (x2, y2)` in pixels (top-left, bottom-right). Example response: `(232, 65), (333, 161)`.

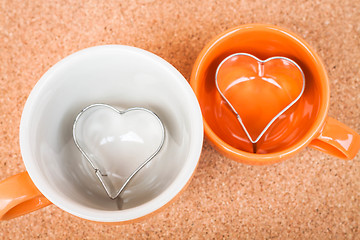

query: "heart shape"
(215, 53), (305, 145)
(73, 104), (165, 199)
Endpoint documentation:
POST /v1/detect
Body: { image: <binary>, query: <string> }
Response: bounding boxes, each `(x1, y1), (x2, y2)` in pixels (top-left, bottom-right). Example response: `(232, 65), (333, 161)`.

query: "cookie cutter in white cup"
(73, 103), (165, 200)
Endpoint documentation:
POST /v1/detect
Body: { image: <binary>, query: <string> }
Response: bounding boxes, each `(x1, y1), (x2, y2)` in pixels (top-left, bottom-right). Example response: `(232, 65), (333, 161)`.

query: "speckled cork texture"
(0, 0), (359, 239)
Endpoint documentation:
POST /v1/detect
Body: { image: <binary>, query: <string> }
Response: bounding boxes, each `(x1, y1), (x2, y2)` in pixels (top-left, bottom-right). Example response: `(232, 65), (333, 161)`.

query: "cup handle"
(0, 172), (52, 220)
(309, 117), (360, 160)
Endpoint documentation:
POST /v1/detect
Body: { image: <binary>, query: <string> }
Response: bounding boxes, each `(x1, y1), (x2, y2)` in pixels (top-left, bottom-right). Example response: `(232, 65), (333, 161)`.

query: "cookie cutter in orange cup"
(215, 53), (306, 153)
(190, 24), (360, 165)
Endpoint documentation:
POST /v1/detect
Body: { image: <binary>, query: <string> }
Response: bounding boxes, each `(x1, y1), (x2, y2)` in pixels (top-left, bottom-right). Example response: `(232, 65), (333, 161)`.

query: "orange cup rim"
(190, 24), (330, 164)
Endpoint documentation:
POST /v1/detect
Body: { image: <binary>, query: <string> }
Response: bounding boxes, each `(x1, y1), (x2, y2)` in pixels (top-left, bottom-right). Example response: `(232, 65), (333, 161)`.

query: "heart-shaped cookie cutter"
(215, 53), (305, 151)
(73, 103), (165, 200)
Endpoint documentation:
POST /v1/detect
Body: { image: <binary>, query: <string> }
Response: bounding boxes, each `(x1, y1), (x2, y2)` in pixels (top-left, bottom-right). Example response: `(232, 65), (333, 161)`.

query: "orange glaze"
(190, 24), (360, 164)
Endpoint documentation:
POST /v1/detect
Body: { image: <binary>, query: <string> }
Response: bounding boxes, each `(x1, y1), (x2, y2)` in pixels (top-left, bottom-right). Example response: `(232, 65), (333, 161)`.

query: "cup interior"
(20, 45), (203, 222)
(191, 25), (328, 156)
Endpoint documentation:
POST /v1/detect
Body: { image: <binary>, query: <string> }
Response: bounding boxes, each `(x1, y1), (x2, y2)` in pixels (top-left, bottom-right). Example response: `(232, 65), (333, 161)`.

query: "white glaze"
(19, 45), (203, 222)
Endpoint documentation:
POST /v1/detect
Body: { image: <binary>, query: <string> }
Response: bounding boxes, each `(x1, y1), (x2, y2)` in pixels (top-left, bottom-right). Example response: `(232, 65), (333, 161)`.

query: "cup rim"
(190, 24), (329, 164)
(20, 45), (204, 222)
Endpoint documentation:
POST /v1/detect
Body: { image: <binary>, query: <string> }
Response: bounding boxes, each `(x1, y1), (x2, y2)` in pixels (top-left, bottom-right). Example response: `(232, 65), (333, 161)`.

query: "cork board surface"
(0, 0), (359, 239)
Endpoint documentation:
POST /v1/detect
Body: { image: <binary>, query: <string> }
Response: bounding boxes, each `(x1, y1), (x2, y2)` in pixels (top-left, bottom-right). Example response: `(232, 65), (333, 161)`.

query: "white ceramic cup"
(1, 45), (203, 223)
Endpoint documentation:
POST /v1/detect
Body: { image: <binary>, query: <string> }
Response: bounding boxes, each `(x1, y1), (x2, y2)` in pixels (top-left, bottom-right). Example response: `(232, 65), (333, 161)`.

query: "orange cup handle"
(309, 117), (360, 160)
(0, 172), (52, 220)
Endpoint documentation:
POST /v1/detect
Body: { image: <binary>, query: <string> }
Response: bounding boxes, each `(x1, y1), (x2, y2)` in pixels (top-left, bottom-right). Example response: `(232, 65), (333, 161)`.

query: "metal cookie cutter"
(73, 103), (165, 200)
(215, 53), (305, 152)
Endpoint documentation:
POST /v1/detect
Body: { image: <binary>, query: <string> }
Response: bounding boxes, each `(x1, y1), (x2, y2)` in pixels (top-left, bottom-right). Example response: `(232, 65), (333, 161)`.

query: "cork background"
(0, 0), (359, 239)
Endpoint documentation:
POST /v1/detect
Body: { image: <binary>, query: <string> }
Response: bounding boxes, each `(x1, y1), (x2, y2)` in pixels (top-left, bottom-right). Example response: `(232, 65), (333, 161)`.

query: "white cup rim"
(20, 45), (204, 222)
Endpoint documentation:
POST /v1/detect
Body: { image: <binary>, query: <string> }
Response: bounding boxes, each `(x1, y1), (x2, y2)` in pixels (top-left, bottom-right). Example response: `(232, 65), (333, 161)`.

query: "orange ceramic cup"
(190, 24), (360, 165)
